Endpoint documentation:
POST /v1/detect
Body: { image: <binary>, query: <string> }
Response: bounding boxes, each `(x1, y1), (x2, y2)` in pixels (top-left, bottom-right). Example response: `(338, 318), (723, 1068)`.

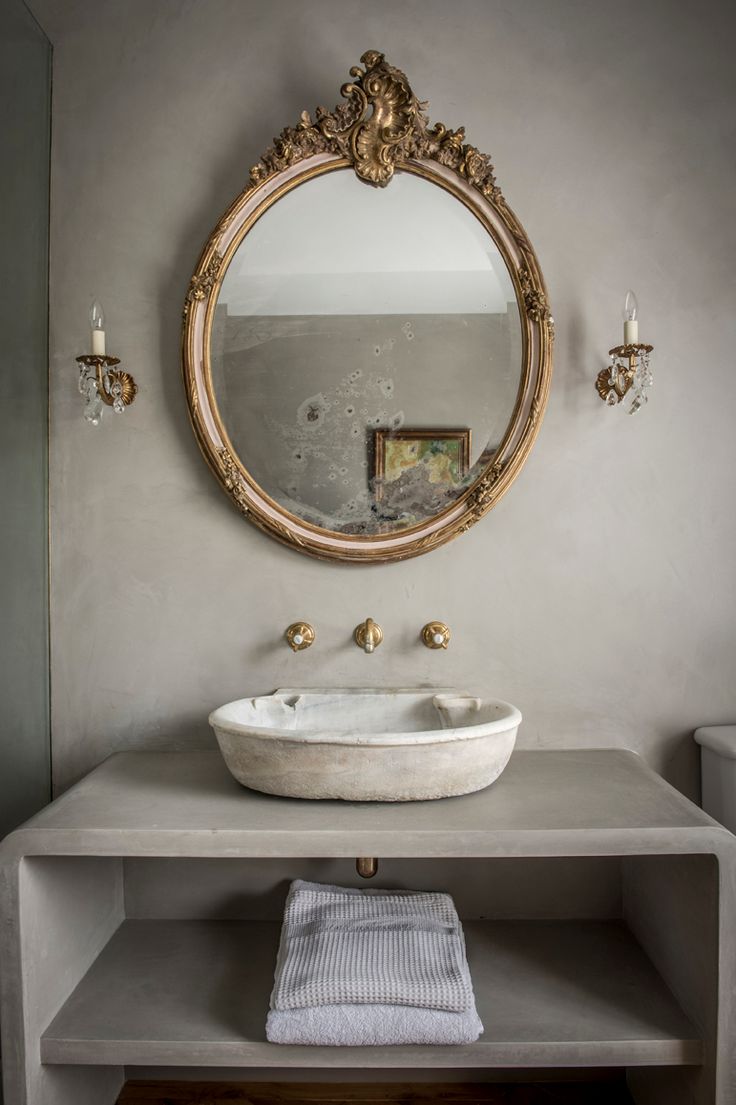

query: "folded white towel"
(266, 1002), (484, 1046)
(266, 880), (483, 1046)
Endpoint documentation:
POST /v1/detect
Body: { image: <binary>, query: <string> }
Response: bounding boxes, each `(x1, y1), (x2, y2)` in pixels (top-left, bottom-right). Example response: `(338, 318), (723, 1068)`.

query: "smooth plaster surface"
(31, 0), (736, 794)
(0, 0), (51, 837)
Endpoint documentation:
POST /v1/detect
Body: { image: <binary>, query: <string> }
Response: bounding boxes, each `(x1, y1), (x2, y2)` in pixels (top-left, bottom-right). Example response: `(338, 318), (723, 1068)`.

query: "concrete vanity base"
(1, 749), (734, 1105)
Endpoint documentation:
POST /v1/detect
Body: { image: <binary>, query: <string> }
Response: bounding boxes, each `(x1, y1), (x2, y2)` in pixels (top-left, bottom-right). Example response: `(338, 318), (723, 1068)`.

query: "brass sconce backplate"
(596, 343), (654, 407)
(76, 355), (138, 409)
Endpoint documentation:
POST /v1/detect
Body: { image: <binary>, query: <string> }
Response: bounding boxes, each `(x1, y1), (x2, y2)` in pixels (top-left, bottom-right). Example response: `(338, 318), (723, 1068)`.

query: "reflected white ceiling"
(220, 170), (515, 315)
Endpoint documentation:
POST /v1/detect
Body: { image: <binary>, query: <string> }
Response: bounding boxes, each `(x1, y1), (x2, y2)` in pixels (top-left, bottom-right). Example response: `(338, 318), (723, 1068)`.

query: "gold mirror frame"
(182, 51), (553, 563)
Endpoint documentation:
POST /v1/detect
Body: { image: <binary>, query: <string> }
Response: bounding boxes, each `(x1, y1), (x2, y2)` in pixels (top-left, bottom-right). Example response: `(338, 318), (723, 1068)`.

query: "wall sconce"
(75, 300), (138, 425)
(595, 291), (654, 414)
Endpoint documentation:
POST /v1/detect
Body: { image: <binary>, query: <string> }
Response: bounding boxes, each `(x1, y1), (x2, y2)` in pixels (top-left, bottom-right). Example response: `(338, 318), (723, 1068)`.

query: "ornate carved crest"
(323, 50), (422, 185)
(248, 51), (502, 199)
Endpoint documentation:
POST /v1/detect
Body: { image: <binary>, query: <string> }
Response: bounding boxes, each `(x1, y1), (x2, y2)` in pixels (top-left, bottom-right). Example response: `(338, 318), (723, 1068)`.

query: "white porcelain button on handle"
(421, 622), (451, 649)
(285, 622), (315, 651)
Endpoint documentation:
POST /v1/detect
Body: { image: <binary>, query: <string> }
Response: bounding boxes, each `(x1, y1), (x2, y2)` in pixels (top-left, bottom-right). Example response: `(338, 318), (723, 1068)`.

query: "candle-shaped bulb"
(90, 300), (105, 330)
(622, 290), (639, 345)
(89, 299), (106, 355)
(622, 290), (638, 322)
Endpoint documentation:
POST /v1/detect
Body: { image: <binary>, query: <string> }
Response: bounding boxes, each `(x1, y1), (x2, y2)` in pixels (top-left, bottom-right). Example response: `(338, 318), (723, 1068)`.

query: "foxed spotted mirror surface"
(182, 51), (553, 563)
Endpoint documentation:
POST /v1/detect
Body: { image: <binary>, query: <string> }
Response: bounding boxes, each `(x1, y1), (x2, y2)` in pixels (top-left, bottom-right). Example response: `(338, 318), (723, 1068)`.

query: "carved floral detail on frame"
(459, 462), (506, 533)
(183, 252), (223, 316)
(218, 448), (250, 515)
(519, 265), (551, 324)
(218, 448), (309, 547)
(247, 51), (502, 202)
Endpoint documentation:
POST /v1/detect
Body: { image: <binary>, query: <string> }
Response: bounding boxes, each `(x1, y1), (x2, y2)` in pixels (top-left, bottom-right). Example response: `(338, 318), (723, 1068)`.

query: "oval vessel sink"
(209, 688), (521, 802)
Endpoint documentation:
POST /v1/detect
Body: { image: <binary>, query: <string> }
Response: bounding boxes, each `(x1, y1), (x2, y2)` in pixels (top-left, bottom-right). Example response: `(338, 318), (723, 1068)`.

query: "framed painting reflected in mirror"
(372, 428), (471, 531)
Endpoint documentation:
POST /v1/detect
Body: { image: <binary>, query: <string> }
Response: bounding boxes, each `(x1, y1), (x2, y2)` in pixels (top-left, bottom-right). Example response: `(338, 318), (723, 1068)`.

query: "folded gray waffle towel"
(266, 879), (483, 1046)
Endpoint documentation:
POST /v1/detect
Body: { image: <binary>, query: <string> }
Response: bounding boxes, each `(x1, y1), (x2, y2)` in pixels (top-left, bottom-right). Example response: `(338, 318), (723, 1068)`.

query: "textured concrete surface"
(0, 749), (725, 854)
(1, 750), (735, 1103)
(28, 0), (736, 798)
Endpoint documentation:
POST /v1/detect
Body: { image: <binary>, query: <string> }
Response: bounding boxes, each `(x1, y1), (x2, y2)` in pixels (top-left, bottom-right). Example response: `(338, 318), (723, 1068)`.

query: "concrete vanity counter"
(1, 748), (735, 1105)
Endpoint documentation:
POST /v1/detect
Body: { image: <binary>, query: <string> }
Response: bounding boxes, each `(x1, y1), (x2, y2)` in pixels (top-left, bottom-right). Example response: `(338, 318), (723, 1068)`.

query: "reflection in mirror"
(211, 169), (521, 535)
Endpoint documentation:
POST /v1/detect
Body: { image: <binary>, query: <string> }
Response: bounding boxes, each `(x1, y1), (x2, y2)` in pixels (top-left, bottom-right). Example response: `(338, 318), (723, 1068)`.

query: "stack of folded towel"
(266, 879), (483, 1046)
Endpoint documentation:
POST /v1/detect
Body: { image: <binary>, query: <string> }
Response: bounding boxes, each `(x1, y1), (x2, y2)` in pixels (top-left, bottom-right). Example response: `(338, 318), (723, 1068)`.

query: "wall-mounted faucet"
(354, 617), (383, 653)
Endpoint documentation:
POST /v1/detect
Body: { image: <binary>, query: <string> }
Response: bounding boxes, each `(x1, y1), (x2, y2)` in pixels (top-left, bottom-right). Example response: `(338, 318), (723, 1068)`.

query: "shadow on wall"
(663, 731), (702, 805)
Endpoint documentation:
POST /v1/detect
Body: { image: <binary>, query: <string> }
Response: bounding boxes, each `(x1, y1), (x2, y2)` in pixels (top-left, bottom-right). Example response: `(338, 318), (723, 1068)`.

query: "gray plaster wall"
(0, 0), (51, 837)
(32, 0), (736, 798)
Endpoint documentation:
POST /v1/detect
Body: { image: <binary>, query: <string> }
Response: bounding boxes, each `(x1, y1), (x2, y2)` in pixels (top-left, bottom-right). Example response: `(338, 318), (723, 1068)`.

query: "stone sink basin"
(209, 688), (521, 802)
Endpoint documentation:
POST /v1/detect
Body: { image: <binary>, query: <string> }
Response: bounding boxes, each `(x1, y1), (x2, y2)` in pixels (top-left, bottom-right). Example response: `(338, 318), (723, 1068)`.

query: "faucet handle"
(285, 622), (316, 651)
(421, 621), (451, 649)
(354, 617), (383, 653)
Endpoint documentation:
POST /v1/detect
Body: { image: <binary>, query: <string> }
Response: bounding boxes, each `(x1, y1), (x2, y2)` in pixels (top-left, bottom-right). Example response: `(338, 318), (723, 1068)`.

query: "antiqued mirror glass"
(183, 51), (553, 562)
(211, 169), (522, 535)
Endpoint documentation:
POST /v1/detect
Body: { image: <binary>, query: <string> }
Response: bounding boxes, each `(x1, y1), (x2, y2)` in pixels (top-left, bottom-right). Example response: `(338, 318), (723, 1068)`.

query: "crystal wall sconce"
(75, 300), (138, 425)
(595, 291), (654, 414)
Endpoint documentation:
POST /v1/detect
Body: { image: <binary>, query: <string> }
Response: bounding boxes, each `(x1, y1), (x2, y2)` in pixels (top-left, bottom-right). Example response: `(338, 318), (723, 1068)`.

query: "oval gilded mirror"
(182, 51), (553, 563)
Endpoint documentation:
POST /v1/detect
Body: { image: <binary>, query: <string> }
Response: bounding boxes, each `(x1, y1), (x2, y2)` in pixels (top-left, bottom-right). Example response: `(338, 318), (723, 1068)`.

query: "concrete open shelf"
(1, 748), (734, 1105)
(42, 918), (700, 1069)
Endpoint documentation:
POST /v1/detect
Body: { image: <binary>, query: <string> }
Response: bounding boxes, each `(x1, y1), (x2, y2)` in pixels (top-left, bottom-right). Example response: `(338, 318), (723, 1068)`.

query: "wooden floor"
(118, 1081), (635, 1104)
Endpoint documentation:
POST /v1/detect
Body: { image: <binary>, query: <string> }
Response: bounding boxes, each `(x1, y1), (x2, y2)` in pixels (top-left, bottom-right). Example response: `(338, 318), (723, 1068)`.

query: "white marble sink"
(209, 688), (521, 802)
